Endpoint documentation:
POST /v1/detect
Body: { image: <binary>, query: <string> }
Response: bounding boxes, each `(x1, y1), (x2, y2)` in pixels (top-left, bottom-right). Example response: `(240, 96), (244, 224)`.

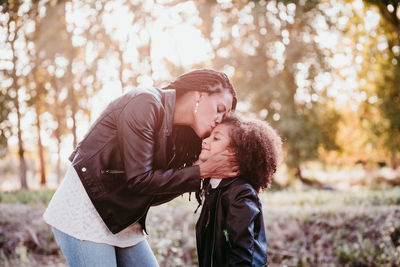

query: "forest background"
(0, 0), (400, 266)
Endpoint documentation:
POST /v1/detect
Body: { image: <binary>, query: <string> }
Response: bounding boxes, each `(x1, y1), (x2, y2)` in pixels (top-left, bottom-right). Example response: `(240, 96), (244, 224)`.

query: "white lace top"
(43, 165), (145, 247)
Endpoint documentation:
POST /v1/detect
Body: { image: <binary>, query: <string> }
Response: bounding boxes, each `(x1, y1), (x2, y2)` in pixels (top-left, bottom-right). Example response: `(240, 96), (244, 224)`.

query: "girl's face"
(192, 90), (233, 138)
(199, 124), (231, 162)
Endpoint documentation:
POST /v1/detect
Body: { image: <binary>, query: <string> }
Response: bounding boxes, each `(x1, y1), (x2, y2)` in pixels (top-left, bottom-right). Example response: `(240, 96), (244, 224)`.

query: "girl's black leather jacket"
(69, 87), (201, 234)
(196, 177), (268, 267)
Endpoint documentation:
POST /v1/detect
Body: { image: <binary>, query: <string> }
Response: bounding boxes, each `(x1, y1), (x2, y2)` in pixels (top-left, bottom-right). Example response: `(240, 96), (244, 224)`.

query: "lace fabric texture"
(43, 165), (145, 247)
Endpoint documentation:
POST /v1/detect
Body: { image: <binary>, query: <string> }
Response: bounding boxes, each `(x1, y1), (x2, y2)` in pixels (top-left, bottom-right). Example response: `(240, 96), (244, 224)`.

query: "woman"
(195, 114), (282, 266)
(43, 69), (238, 266)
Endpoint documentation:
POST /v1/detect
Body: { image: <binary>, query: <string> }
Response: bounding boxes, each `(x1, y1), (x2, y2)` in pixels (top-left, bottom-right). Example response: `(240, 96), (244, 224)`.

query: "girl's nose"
(203, 137), (211, 145)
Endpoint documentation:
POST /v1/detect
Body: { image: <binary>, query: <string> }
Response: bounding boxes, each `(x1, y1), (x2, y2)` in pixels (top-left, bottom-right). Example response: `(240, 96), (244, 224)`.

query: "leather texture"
(196, 177), (268, 267)
(69, 87), (201, 234)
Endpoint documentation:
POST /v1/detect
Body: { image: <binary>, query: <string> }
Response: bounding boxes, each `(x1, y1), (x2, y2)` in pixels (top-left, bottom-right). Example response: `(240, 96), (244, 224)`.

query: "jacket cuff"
(185, 165), (202, 191)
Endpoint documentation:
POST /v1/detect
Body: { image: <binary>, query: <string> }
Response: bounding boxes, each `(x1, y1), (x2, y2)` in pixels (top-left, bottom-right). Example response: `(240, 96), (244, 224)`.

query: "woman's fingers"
(198, 150), (239, 178)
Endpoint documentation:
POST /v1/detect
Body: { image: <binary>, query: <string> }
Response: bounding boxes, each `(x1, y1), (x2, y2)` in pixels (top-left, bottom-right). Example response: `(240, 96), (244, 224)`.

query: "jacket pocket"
(101, 169), (125, 174)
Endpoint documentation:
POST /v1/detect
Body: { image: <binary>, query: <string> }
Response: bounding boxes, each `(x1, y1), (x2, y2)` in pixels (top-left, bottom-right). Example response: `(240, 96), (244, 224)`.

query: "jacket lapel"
(153, 88), (176, 169)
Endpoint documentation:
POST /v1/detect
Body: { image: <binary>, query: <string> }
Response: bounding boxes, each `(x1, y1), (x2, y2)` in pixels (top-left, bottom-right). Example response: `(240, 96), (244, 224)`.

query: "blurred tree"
(49, 73), (68, 183)
(26, 63), (48, 186)
(0, 83), (11, 158)
(110, 0), (155, 93)
(0, 0), (12, 155)
(365, 0), (400, 169)
(0, 0), (33, 189)
(24, 0), (51, 186)
(62, 0), (157, 141)
(195, 0), (340, 178)
(355, 0), (400, 169)
(40, 1), (104, 179)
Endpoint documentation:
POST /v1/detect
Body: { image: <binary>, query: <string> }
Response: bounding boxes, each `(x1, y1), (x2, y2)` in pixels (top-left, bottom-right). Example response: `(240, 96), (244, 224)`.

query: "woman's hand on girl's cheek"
(198, 150), (239, 179)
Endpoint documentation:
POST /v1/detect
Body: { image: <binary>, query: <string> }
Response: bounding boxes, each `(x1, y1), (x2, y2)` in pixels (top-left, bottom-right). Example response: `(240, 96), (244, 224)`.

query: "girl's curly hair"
(223, 113), (282, 192)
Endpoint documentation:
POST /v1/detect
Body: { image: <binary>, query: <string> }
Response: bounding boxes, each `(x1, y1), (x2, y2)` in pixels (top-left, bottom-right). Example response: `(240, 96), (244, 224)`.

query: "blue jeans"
(52, 227), (159, 267)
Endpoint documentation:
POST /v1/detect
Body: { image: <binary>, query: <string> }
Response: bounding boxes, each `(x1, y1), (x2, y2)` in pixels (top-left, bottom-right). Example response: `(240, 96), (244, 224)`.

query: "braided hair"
(163, 69), (237, 110)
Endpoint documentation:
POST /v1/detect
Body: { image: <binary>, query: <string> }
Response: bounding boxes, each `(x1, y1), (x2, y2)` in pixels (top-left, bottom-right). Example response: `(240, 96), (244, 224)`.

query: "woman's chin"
(193, 126), (210, 139)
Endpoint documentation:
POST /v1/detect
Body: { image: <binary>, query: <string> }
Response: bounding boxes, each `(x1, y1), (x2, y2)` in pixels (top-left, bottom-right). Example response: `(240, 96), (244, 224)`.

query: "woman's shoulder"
(125, 87), (163, 103)
(119, 87), (168, 113)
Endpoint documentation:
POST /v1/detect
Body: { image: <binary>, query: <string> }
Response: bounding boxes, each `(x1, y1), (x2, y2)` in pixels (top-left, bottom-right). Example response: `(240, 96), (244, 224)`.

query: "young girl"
(195, 114), (282, 267)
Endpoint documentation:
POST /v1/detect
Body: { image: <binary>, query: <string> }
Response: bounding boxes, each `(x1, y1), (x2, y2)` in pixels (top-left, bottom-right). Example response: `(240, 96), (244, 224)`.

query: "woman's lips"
(201, 148), (209, 151)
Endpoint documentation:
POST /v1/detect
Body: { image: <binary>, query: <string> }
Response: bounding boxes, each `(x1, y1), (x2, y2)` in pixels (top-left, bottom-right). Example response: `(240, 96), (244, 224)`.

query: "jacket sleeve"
(117, 93), (201, 195)
(224, 188), (262, 266)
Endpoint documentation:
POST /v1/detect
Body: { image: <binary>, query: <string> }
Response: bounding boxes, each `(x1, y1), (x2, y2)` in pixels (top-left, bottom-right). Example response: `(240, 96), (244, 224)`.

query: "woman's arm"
(117, 94), (237, 196)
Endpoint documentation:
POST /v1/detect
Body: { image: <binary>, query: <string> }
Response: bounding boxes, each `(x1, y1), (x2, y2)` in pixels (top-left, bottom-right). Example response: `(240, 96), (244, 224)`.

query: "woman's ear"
(194, 91), (202, 102)
(198, 92), (209, 100)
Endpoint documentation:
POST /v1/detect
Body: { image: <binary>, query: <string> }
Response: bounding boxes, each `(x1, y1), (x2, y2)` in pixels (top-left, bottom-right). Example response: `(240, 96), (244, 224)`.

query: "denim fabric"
(52, 227), (159, 267)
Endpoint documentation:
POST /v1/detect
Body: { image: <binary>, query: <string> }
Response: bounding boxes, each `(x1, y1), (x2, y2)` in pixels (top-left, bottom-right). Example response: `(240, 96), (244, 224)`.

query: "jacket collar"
(206, 176), (240, 190)
(160, 89), (176, 137)
(218, 177), (240, 188)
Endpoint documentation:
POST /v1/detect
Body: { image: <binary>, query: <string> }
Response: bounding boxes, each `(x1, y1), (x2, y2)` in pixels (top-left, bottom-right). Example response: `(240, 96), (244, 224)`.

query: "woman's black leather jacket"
(69, 87), (201, 234)
(196, 177), (268, 266)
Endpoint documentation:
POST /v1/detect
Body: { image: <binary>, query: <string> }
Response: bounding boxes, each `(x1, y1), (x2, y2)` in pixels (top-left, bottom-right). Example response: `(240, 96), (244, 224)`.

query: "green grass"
(2, 187), (399, 207)
(0, 189), (55, 205)
(260, 187), (400, 206)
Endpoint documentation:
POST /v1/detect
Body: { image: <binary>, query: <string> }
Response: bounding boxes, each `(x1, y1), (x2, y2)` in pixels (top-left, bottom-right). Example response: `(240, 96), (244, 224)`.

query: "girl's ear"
(226, 147), (237, 158)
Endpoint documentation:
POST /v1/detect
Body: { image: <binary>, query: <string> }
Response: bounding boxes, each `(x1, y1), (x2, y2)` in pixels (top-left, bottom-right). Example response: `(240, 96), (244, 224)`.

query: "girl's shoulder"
(221, 177), (259, 202)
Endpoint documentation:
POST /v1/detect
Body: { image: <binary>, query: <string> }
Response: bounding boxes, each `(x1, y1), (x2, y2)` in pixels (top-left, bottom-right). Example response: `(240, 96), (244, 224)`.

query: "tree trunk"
(295, 165), (303, 180)
(16, 98), (28, 190)
(36, 110), (46, 186)
(9, 21), (28, 190)
(392, 145), (399, 170)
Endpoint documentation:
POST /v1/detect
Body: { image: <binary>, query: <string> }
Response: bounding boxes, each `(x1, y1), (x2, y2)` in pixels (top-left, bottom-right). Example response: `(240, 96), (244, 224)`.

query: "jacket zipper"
(166, 152), (176, 168)
(101, 169), (125, 174)
(210, 189), (222, 267)
(166, 141), (176, 168)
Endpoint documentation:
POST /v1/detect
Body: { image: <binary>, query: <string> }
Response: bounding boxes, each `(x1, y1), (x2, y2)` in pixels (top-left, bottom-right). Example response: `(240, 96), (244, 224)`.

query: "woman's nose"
(215, 113), (224, 124)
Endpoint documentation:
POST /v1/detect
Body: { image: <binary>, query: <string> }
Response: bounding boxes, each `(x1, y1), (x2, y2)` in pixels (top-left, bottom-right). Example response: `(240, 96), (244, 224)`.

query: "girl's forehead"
(213, 123), (231, 134)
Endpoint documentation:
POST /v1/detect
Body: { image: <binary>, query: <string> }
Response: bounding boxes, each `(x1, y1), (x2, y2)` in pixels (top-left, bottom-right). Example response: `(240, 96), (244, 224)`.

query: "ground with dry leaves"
(1, 189), (399, 266)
